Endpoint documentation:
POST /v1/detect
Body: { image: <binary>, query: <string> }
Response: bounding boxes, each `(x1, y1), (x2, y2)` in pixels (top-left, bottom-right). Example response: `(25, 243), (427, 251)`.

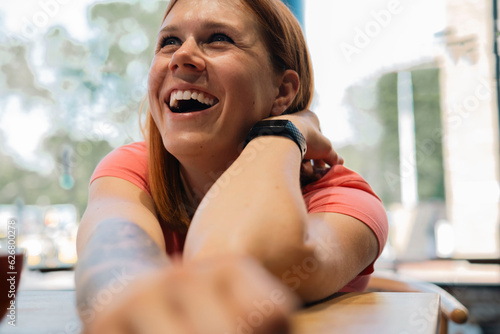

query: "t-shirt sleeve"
(90, 141), (150, 196)
(302, 165), (389, 274)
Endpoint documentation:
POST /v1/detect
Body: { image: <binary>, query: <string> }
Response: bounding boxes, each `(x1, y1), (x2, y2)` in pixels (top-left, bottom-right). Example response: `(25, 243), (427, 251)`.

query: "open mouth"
(169, 89), (218, 113)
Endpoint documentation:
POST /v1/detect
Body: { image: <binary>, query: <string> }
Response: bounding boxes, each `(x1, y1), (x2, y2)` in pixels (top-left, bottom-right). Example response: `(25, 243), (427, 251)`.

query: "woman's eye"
(160, 36), (181, 48)
(210, 33), (234, 44)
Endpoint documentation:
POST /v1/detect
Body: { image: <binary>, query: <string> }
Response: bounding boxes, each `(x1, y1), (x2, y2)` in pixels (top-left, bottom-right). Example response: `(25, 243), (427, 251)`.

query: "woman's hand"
(84, 256), (298, 334)
(266, 110), (343, 185)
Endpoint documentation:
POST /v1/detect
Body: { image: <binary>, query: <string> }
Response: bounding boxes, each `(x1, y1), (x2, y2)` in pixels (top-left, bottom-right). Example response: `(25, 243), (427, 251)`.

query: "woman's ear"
(270, 69), (300, 116)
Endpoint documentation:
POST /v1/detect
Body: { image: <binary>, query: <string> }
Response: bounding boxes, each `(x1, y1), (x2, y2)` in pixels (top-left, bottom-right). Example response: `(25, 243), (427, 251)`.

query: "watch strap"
(243, 120), (307, 159)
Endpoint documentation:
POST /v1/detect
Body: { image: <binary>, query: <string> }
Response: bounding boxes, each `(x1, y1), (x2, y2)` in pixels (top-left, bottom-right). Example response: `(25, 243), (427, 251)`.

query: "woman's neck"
(178, 154), (237, 206)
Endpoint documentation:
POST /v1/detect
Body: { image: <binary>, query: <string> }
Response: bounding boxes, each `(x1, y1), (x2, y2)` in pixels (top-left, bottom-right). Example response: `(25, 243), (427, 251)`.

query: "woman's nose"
(169, 38), (206, 73)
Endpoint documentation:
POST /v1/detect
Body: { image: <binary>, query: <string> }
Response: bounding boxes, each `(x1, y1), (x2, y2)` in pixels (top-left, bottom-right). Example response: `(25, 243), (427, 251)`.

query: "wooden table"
(292, 292), (440, 334)
(0, 290), (440, 334)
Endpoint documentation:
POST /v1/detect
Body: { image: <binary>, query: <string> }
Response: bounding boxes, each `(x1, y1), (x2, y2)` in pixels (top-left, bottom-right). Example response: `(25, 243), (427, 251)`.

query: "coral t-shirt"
(90, 141), (388, 292)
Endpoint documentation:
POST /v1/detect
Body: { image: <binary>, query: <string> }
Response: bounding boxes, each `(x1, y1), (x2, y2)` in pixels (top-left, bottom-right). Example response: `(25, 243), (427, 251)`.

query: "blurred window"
(305, 0), (500, 261)
(0, 0), (498, 269)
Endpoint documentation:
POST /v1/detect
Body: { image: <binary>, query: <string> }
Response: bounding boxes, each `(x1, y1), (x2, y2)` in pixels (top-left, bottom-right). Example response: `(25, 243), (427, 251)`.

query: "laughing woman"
(75, 0), (388, 333)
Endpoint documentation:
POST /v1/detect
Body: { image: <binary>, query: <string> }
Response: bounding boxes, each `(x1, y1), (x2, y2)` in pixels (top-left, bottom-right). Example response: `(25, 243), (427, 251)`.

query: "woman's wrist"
(243, 119), (307, 159)
(242, 134), (303, 164)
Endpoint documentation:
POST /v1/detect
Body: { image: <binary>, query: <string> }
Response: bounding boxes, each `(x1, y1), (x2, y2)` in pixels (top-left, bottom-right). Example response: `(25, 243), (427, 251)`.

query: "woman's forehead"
(165, 0), (249, 21)
(161, 0), (258, 34)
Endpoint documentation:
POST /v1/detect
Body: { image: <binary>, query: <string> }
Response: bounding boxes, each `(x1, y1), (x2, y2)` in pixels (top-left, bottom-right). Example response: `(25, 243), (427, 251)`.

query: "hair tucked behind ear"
(147, 0), (314, 233)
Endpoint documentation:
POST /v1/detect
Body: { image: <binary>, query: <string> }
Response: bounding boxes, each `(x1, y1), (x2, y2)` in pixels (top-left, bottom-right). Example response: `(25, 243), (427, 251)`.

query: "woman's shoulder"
(96, 141), (148, 170)
(110, 141), (147, 156)
(90, 141), (150, 195)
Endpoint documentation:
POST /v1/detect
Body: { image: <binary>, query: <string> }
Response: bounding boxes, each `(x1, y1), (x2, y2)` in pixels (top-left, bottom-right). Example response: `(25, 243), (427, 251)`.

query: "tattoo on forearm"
(75, 220), (168, 321)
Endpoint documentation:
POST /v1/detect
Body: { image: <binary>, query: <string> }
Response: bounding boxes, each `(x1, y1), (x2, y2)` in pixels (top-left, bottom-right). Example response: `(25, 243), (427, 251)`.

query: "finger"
(179, 260), (272, 334)
(88, 315), (128, 334)
(338, 155), (344, 165)
(125, 269), (194, 334)
(176, 275), (236, 334)
(160, 272), (199, 334)
(224, 275), (293, 334)
(128, 302), (191, 334)
(311, 160), (328, 180)
(312, 159), (325, 168)
(321, 145), (343, 166)
(234, 259), (299, 320)
(321, 149), (339, 167)
(300, 160), (314, 176)
(185, 258), (297, 334)
(87, 302), (130, 334)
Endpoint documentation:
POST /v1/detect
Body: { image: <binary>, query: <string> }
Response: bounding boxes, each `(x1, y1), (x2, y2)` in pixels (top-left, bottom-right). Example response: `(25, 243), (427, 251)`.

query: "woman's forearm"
(184, 136), (312, 274)
(75, 220), (170, 324)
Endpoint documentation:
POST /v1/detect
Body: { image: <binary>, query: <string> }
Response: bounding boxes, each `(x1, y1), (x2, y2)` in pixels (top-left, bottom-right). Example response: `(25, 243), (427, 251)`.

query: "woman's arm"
(183, 110), (380, 302)
(75, 177), (171, 328)
(77, 177), (297, 333)
(76, 176), (166, 253)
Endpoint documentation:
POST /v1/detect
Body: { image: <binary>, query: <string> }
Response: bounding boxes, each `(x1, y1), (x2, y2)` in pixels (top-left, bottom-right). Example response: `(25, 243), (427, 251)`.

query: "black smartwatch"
(243, 120), (307, 159)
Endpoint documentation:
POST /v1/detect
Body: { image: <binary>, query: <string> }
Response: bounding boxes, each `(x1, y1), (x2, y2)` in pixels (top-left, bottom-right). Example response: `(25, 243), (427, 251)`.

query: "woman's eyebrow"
(200, 21), (240, 31)
(158, 21), (240, 37)
(157, 25), (179, 37)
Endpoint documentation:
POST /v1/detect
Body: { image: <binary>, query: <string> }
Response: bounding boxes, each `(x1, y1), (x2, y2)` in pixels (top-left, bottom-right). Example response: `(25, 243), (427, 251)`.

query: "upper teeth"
(169, 89), (216, 108)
